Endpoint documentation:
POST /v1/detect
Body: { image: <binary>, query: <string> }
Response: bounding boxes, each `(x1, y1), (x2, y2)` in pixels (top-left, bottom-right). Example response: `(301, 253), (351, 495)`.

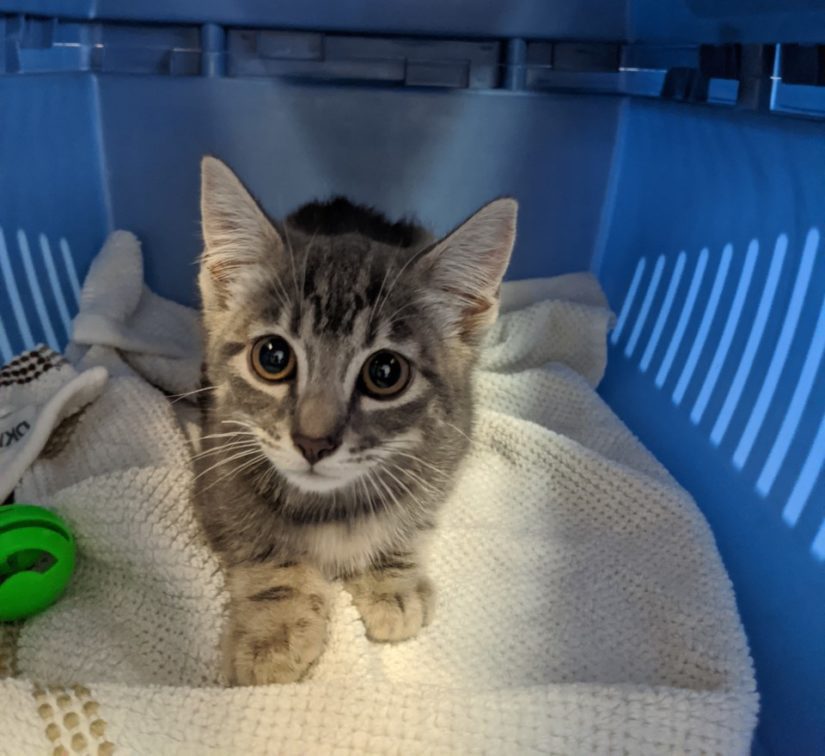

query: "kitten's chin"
(280, 468), (355, 495)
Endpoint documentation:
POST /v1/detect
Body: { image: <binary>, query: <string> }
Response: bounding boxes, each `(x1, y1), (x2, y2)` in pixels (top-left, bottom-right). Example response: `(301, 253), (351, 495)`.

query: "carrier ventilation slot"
(610, 230), (825, 563)
(0, 227), (79, 361)
(2, 15), (825, 117)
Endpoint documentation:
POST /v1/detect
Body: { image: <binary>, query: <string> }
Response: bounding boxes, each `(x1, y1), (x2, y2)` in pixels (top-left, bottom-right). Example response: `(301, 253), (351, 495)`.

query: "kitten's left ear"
(417, 198), (517, 342)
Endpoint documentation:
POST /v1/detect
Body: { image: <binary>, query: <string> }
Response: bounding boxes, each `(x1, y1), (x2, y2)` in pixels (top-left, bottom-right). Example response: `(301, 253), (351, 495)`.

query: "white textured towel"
(0, 233), (757, 755)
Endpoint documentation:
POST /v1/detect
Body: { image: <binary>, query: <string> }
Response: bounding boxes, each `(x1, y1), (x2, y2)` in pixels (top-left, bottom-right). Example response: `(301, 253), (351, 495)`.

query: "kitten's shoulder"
(286, 196), (427, 249)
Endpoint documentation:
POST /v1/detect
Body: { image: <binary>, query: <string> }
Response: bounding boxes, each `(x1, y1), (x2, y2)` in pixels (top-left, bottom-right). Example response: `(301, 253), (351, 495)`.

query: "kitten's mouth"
(283, 464), (332, 478)
(302, 468), (331, 479)
(256, 439), (363, 494)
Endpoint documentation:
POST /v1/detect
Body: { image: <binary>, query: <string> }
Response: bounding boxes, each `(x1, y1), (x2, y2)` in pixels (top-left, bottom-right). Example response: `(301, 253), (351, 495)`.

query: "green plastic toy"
(0, 504), (76, 621)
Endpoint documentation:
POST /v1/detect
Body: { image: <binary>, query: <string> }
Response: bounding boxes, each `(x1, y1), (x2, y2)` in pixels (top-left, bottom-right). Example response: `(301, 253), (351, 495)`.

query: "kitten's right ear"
(199, 156), (283, 309)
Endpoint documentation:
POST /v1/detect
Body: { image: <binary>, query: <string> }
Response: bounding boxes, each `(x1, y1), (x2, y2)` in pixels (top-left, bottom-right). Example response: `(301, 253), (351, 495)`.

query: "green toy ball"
(0, 504), (76, 621)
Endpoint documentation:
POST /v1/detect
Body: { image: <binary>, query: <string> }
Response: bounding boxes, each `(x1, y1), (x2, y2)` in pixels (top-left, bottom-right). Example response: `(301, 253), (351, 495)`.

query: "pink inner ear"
(439, 285), (496, 341)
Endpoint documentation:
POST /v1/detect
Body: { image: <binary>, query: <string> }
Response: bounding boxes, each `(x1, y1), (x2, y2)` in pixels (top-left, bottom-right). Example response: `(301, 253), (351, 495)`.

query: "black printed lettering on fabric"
(0, 421), (30, 448)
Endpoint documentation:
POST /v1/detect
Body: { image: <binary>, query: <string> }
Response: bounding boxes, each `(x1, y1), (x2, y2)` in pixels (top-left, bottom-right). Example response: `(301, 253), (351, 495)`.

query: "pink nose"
(291, 433), (341, 465)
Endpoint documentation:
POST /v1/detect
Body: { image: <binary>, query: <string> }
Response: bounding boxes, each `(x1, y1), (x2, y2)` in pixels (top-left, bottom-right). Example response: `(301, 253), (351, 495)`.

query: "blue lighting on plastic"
(0, 227), (34, 347)
(626, 254), (664, 358)
(769, 44), (783, 111)
(812, 519), (825, 562)
(59, 238), (82, 304)
(17, 229), (59, 350)
(39, 234), (73, 339)
(673, 244), (732, 406)
(641, 252), (685, 373)
(691, 240), (759, 425)
(782, 411), (825, 527)
(734, 230), (818, 469)
(611, 257), (646, 346)
(655, 248), (708, 389)
(758, 297), (825, 497)
(711, 234), (788, 447)
(0, 319), (12, 363)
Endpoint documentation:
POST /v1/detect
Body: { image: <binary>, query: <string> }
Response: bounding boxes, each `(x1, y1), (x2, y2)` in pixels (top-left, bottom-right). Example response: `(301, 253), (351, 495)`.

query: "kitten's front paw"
(223, 561), (331, 685)
(226, 614), (327, 685)
(350, 576), (435, 643)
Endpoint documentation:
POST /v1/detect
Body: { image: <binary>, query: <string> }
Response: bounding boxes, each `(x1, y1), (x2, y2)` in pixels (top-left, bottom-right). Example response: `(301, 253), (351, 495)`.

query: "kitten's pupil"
(370, 353), (400, 388)
(251, 335), (296, 381)
(261, 338), (290, 373)
(366, 351), (407, 393)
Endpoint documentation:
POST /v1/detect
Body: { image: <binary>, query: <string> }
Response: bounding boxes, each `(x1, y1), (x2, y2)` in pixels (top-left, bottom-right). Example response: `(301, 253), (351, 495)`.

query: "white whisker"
(387, 462), (440, 495)
(199, 451), (268, 494)
(192, 445), (262, 482)
(381, 464), (421, 505)
(444, 421), (473, 444)
(383, 300), (422, 331)
(281, 222), (302, 315)
(221, 419), (259, 432)
(199, 431), (257, 441)
(373, 243), (420, 325)
(365, 470), (384, 518)
(263, 266), (292, 314)
(190, 440), (259, 462)
(383, 445), (449, 478)
(301, 229), (317, 296)
(191, 444), (260, 470)
(373, 467), (403, 514)
(368, 258), (393, 328)
(168, 385), (216, 405)
(255, 457), (280, 493)
(356, 475), (371, 516)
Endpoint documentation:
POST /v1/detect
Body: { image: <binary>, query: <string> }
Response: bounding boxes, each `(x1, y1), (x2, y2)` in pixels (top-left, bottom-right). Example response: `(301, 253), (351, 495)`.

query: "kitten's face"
(210, 236), (461, 496)
(198, 158), (516, 505)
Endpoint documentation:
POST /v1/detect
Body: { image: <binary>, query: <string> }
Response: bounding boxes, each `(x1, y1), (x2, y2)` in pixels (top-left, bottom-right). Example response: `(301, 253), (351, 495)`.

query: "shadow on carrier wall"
(96, 78), (619, 305)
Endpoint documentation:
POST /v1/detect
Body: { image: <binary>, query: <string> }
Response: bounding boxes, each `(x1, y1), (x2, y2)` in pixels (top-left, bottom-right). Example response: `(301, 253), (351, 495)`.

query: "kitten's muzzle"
(291, 432), (341, 465)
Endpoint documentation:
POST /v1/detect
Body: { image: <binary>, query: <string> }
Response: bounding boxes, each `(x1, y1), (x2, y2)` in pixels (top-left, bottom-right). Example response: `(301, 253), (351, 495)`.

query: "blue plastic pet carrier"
(1, 2), (823, 752)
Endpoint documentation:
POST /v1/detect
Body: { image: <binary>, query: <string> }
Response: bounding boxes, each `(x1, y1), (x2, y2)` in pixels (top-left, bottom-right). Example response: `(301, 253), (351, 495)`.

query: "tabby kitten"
(194, 157), (517, 685)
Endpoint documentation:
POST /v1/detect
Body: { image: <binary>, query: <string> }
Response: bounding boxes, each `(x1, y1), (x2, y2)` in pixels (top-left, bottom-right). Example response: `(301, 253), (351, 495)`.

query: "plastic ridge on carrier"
(1, 13), (824, 115)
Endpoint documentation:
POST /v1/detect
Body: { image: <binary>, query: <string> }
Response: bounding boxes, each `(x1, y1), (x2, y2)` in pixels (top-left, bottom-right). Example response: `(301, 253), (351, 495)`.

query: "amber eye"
(250, 335), (296, 382)
(359, 350), (411, 399)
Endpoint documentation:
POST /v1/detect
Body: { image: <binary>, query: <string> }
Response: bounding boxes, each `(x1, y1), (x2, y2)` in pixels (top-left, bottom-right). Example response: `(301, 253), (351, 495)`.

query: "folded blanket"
(0, 233), (757, 755)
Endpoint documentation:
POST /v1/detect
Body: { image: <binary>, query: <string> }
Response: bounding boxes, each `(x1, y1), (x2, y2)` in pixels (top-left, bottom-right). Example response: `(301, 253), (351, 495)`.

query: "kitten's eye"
(359, 350), (411, 399)
(250, 335), (296, 382)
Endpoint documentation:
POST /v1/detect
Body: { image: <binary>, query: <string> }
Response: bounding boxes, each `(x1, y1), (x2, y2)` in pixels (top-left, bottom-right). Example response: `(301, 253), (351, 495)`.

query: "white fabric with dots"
(0, 234), (756, 754)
